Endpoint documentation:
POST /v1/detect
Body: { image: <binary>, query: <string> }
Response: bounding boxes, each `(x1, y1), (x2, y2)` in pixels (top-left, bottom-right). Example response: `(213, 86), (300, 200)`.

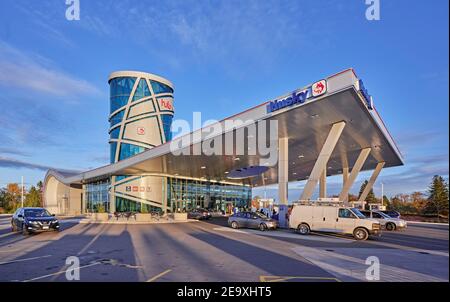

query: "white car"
(360, 210), (407, 231)
(289, 204), (381, 240)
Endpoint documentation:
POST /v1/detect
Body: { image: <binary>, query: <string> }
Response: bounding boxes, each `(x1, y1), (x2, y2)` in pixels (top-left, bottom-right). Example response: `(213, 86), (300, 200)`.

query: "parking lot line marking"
(146, 269), (172, 282)
(0, 254), (52, 265)
(22, 262), (101, 282)
(259, 275), (341, 282)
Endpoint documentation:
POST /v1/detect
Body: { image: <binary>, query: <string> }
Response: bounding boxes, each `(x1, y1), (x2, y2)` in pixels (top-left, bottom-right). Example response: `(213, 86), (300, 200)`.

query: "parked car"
(289, 204), (381, 240)
(187, 208), (212, 220)
(360, 210), (407, 231)
(228, 211), (278, 231)
(11, 207), (60, 235)
(381, 210), (401, 219)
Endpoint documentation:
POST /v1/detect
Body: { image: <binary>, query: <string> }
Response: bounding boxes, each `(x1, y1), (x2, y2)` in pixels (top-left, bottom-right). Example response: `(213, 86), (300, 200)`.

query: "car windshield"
(24, 209), (52, 217)
(255, 212), (268, 218)
(350, 208), (367, 219)
(377, 211), (392, 219)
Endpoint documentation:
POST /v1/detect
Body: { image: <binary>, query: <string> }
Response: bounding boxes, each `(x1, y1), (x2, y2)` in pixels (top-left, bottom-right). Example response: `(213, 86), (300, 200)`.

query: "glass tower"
(108, 72), (174, 163)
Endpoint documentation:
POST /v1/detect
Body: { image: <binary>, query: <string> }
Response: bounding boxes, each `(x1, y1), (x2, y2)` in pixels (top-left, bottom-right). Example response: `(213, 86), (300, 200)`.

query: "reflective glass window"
(119, 143), (147, 161)
(110, 77), (136, 112)
(132, 79), (151, 102)
(110, 110), (125, 127)
(161, 114), (173, 142)
(110, 142), (117, 163)
(110, 127), (121, 139)
(86, 178), (111, 213)
(150, 80), (173, 94)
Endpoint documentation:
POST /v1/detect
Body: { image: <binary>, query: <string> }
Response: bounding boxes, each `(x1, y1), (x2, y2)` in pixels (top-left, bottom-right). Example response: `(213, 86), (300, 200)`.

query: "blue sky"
(0, 0), (448, 199)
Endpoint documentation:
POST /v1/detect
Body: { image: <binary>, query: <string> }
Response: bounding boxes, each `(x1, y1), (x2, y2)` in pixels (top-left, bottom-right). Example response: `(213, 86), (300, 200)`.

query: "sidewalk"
(79, 218), (200, 224)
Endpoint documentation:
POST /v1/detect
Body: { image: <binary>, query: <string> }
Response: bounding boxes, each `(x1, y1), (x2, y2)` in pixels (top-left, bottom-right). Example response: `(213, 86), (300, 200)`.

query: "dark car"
(228, 211), (278, 231)
(187, 208), (212, 220)
(11, 207), (60, 235)
(381, 210), (401, 219)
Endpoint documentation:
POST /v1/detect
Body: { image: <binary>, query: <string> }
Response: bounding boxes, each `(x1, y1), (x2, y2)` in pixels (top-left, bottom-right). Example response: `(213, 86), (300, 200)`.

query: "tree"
(358, 180), (377, 209)
(25, 186), (42, 207)
(37, 181), (43, 192)
(5, 183), (21, 212)
(426, 175), (449, 219)
(411, 191), (427, 215)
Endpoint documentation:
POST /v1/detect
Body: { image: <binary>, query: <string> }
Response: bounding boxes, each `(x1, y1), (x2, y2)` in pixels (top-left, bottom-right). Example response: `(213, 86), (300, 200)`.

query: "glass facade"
(150, 80), (173, 94)
(110, 77), (136, 113)
(167, 178), (251, 214)
(110, 109), (125, 128)
(85, 177), (251, 213)
(110, 127), (120, 140)
(110, 142), (117, 163)
(115, 196), (162, 213)
(86, 179), (110, 212)
(119, 143), (147, 161)
(161, 114), (173, 142)
(132, 78), (151, 101)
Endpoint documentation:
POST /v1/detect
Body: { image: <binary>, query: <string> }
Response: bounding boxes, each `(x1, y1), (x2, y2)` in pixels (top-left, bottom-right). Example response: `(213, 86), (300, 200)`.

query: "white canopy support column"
(339, 148), (371, 204)
(319, 168), (327, 198)
(341, 167), (349, 202)
(358, 162), (385, 202)
(300, 121), (346, 201)
(278, 137), (289, 205)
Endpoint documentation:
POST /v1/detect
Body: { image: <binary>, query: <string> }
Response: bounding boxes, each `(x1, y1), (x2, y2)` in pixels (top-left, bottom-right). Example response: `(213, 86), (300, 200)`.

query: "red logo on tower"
(137, 127), (145, 135)
(312, 80), (327, 97)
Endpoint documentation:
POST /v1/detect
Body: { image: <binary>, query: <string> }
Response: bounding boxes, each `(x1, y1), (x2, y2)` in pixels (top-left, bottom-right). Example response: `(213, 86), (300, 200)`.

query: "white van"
(289, 204), (381, 240)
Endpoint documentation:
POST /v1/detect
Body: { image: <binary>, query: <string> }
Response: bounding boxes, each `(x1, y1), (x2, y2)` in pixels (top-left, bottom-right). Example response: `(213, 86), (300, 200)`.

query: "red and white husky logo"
(137, 127), (145, 135)
(312, 80), (327, 97)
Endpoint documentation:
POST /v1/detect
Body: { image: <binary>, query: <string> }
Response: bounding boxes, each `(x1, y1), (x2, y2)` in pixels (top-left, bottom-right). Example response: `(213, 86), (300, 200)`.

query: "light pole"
(21, 176), (24, 208)
(381, 182), (384, 207)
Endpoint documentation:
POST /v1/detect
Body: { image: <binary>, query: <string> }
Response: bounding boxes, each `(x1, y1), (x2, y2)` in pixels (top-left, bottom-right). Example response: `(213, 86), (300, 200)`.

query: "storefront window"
(86, 179), (110, 213)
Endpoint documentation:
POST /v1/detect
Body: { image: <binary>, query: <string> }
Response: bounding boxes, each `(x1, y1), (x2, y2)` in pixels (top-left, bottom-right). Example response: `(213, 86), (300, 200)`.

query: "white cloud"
(0, 41), (101, 98)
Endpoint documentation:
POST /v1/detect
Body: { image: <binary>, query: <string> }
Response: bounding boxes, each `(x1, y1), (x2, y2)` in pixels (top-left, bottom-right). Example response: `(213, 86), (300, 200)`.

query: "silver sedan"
(228, 211), (278, 231)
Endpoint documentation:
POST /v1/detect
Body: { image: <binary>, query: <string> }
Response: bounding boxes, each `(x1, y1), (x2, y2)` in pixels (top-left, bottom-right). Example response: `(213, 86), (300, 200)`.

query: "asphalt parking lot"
(0, 216), (448, 282)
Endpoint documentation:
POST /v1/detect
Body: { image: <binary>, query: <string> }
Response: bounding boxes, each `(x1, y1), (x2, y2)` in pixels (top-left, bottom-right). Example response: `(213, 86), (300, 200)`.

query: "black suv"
(11, 207), (60, 235)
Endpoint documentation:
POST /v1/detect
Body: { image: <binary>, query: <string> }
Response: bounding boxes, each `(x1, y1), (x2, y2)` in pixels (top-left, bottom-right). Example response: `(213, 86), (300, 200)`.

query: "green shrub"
(97, 204), (106, 213)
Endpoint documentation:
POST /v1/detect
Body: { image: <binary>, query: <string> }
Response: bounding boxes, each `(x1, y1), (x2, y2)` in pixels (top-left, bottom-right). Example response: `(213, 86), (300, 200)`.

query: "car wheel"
(22, 225), (29, 236)
(297, 223), (310, 235)
(386, 222), (396, 231)
(259, 223), (267, 231)
(353, 228), (369, 241)
(231, 221), (239, 229)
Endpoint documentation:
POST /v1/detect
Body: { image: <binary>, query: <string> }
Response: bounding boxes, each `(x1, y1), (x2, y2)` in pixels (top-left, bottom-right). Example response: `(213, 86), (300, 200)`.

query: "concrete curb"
(405, 221), (449, 226)
(79, 219), (200, 225)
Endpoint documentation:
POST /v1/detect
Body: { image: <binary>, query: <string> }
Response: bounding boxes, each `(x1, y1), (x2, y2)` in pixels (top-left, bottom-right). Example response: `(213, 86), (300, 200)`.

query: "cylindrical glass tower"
(107, 71), (174, 213)
(108, 71), (174, 163)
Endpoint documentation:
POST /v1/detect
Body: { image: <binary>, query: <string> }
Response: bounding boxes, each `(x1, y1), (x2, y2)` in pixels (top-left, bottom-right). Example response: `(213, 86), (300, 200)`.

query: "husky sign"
(266, 80), (327, 113)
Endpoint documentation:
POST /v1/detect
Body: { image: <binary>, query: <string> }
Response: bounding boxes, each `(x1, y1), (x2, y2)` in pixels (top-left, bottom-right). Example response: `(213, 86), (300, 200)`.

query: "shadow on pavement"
(0, 224), (141, 282)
